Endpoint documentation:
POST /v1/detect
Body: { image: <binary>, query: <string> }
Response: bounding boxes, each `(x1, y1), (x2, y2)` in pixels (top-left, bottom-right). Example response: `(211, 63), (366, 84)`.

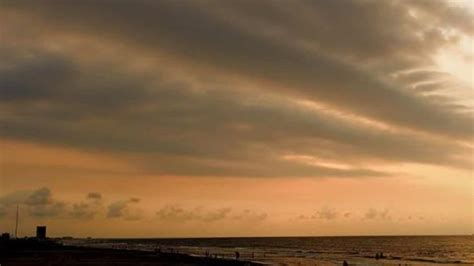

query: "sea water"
(72, 235), (474, 265)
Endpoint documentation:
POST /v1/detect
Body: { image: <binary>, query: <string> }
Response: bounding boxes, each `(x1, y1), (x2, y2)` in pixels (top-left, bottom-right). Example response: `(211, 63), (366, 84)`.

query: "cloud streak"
(155, 206), (266, 223)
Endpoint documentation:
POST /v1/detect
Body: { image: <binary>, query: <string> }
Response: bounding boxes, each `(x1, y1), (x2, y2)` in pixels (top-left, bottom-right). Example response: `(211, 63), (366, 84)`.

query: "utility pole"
(15, 204), (19, 238)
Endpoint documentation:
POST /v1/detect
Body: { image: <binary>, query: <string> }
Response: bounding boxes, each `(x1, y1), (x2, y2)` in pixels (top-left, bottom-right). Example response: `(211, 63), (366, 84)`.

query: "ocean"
(71, 235), (474, 265)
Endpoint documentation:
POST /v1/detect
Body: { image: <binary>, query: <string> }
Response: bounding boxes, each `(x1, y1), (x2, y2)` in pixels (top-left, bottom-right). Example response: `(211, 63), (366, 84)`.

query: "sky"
(0, 0), (473, 238)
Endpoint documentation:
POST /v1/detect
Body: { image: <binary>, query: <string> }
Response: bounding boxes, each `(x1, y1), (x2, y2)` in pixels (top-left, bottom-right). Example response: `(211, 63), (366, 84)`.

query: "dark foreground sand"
(0, 239), (263, 266)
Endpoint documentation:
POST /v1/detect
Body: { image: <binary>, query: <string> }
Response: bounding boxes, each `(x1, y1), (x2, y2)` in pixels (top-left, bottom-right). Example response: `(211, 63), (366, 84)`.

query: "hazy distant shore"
(0, 239), (263, 266)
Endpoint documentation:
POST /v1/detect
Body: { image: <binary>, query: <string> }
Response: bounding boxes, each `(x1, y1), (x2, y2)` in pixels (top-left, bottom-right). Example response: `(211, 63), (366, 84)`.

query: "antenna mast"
(15, 204), (19, 238)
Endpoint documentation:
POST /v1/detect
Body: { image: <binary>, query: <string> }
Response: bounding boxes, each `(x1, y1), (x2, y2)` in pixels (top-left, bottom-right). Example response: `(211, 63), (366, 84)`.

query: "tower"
(15, 204), (19, 238)
(36, 226), (46, 239)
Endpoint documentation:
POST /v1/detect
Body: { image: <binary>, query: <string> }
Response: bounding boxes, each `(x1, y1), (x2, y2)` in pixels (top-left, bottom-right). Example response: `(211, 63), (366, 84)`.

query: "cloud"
(364, 208), (391, 221)
(70, 203), (95, 219)
(297, 209), (352, 221)
(107, 198), (142, 220)
(231, 209), (268, 222)
(0, 48), (470, 177)
(202, 208), (232, 222)
(24, 187), (53, 206)
(0, 206), (8, 218)
(69, 193), (104, 220)
(0, 190), (33, 206)
(0, 0), (472, 178)
(305, 207), (339, 220)
(155, 206), (232, 222)
(297, 214), (309, 220)
(155, 206), (199, 222)
(313, 207), (338, 220)
(29, 202), (66, 218)
(156, 206), (264, 222)
(129, 198), (140, 203)
(0, 188), (106, 220)
(0, 49), (403, 177)
(0, 187), (66, 218)
(87, 192), (102, 200)
(4, 0), (472, 136)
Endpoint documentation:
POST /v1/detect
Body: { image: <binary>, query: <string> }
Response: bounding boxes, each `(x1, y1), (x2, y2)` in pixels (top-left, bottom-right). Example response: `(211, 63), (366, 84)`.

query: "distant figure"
(251, 252), (255, 258)
(375, 252), (380, 260)
(235, 251), (240, 260)
(380, 252), (384, 258)
(343, 260), (349, 266)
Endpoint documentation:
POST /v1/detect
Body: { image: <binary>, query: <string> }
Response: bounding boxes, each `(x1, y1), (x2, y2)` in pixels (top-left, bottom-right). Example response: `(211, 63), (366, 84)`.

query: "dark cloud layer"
(3, 1), (472, 135)
(0, 0), (472, 178)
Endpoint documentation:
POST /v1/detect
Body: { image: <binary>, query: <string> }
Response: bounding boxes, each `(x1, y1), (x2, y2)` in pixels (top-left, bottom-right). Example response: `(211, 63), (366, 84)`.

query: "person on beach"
(343, 260), (349, 266)
(235, 251), (240, 260)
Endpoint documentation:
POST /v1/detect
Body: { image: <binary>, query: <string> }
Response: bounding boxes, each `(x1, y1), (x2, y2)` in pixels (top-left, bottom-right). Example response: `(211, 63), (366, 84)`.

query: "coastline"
(2, 236), (472, 266)
(0, 239), (264, 266)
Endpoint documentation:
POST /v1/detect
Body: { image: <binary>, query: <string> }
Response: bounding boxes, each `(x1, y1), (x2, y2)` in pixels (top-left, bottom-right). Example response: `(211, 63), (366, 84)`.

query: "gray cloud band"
(0, 0), (472, 177)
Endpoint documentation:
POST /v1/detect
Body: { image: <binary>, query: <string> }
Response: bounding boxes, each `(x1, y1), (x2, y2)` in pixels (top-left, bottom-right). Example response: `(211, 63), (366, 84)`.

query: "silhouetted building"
(1, 232), (10, 240)
(36, 226), (46, 239)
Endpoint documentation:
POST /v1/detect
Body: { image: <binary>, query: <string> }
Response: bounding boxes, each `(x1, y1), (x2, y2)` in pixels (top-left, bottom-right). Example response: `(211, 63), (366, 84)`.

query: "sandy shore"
(0, 239), (263, 266)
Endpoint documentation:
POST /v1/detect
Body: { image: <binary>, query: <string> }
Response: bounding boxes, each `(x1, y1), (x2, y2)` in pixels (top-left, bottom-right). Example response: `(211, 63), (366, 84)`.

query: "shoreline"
(0, 239), (264, 266)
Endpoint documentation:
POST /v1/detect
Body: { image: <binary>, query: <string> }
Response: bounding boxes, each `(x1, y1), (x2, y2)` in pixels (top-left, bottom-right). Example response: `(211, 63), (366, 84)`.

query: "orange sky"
(1, 138), (472, 237)
(0, 0), (473, 237)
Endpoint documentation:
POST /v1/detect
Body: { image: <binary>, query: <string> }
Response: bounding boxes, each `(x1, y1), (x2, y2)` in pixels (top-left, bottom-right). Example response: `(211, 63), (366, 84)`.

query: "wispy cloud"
(156, 206), (266, 223)
(107, 198), (142, 220)
(364, 208), (391, 221)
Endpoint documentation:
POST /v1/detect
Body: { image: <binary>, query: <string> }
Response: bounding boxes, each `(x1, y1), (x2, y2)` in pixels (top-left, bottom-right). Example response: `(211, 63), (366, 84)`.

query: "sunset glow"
(0, 0), (473, 238)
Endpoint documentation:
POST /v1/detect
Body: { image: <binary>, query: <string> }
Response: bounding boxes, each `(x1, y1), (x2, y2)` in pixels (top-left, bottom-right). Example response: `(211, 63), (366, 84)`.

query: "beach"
(0, 239), (262, 266)
(2, 236), (473, 266)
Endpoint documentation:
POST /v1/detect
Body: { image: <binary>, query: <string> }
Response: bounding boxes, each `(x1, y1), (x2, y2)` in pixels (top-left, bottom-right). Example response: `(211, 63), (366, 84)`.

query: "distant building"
(1, 232), (10, 240)
(36, 226), (46, 239)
